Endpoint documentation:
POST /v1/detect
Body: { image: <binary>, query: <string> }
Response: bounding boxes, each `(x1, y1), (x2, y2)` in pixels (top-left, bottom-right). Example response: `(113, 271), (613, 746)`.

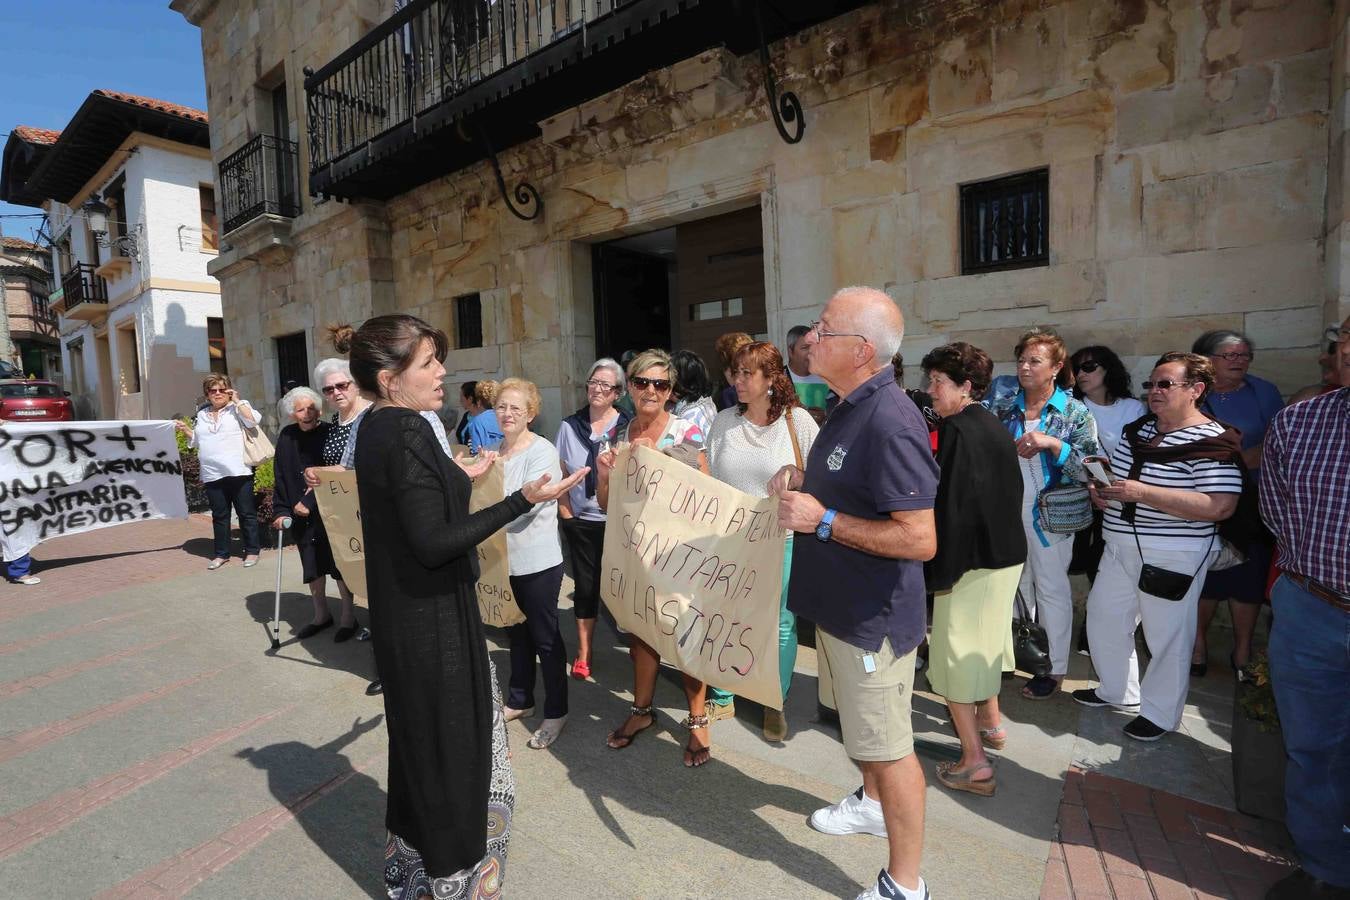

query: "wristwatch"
(815, 508), (837, 542)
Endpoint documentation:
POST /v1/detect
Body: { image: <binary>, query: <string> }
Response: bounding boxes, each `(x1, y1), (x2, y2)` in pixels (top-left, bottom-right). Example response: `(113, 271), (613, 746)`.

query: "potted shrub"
(252, 457), (277, 547)
(1231, 651), (1285, 822)
(176, 418), (210, 513)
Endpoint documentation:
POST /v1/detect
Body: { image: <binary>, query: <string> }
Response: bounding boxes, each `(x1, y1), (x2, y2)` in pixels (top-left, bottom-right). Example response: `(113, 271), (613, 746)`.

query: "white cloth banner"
(0, 421), (189, 559)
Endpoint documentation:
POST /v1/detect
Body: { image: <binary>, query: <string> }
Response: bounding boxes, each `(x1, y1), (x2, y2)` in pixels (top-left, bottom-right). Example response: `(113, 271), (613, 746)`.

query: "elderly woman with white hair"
(272, 386), (356, 639)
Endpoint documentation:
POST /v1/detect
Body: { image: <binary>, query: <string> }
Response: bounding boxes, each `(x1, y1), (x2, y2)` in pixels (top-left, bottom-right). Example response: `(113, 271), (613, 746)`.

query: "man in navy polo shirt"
(772, 286), (939, 900)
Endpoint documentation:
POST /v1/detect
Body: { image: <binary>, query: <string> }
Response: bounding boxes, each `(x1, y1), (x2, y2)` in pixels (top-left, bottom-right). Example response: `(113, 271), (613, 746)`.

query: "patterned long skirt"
(384, 660), (515, 900)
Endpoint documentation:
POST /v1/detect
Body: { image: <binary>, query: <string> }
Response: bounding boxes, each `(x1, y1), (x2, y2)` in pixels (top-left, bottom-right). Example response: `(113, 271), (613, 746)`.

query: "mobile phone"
(1084, 456), (1114, 485)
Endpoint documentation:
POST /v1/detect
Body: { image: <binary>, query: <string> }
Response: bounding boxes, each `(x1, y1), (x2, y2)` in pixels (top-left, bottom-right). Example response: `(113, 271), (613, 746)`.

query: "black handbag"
(1012, 591), (1051, 677)
(1134, 529), (1213, 602)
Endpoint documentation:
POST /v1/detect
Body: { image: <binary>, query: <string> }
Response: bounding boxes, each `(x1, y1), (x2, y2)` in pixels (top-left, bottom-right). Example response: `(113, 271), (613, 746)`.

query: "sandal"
(935, 761), (996, 797)
(570, 658), (591, 680)
(606, 705), (654, 750)
(1021, 675), (1059, 701)
(527, 716), (567, 750)
(979, 727), (1007, 751)
(682, 713), (711, 768)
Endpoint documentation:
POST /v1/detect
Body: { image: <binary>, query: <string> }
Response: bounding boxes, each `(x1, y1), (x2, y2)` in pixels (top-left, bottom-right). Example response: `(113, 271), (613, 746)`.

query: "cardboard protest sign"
(0, 421), (188, 559)
(313, 469), (367, 600)
(600, 443), (786, 709)
(318, 452), (522, 627)
(466, 457), (523, 628)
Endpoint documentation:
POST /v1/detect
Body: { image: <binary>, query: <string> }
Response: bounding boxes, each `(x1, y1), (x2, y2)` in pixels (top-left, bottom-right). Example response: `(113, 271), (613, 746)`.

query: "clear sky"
(0, 2), (207, 244)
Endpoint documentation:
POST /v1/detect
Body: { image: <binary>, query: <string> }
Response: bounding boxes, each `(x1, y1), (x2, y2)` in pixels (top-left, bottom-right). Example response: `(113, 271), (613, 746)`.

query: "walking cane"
(271, 516), (292, 650)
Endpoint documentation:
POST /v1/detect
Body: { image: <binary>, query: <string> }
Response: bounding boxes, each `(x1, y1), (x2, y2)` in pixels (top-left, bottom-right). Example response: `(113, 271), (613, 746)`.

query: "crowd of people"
(163, 295), (1349, 900)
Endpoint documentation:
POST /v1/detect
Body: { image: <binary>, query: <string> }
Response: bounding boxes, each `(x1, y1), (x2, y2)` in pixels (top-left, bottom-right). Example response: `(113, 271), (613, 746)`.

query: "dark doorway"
(592, 241), (673, 362)
(592, 206), (766, 367)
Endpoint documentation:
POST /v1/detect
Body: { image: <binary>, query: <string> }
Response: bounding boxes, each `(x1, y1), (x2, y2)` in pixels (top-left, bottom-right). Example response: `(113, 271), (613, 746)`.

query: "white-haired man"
(772, 287), (938, 900)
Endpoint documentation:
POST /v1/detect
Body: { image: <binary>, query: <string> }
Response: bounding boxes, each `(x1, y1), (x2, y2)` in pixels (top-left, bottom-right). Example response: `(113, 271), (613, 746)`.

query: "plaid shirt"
(1259, 387), (1350, 595)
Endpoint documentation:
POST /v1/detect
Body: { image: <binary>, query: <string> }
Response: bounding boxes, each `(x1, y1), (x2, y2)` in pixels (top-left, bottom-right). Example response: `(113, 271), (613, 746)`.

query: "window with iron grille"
(960, 169), (1049, 275)
(275, 332), (309, 393)
(208, 318), (228, 375)
(455, 293), (483, 349)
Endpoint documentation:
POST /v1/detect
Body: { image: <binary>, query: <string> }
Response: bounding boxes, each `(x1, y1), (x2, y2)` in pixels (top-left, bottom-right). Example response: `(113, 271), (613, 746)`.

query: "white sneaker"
(809, 787), (887, 837)
(855, 869), (929, 900)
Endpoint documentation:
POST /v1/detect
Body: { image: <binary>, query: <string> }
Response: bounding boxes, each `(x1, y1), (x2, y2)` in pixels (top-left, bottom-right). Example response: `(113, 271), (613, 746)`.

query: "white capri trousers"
(1085, 540), (1216, 731)
(1017, 526), (1076, 677)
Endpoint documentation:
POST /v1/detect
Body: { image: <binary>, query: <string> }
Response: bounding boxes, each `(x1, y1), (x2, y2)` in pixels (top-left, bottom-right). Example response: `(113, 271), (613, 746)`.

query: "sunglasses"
(207, 387), (229, 395)
(1141, 379), (1194, 392)
(1074, 361), (1100, 374)
(321, 381), (353, 395)
(630, 376), (671, 392)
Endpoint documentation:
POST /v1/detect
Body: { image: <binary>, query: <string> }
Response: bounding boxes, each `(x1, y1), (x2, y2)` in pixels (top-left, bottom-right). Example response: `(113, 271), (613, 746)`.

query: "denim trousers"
(204, 474), (260, 559)
(507, 564), (568, 719)
(709, 535), (798, 706)
(1268, 574), (1350, 887)
(5, 554), (32, 579)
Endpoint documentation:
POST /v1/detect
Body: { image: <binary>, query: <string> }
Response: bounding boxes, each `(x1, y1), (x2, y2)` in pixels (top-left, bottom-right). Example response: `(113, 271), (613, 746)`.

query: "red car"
(0, 379), (75, 423)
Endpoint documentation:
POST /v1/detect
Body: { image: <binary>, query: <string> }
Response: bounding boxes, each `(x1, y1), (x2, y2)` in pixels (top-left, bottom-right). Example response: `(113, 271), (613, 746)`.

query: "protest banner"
(316, 451), (522, 627)
(0, 421), (188, 559)
(464, 455), (523, 628)
(313, 469), (367, 600)
(600, 443), (786, 709)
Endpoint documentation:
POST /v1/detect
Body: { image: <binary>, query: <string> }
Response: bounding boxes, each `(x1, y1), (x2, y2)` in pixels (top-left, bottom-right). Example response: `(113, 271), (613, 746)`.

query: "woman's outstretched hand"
(522, 467), (589, 505)
(455, 450), (498, 480)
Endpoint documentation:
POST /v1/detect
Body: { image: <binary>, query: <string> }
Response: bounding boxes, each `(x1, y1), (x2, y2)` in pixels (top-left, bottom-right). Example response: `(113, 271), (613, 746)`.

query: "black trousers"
(560, 517), (605, 619)
(506, 563), (568, 718)
(204, 474), (260, 558)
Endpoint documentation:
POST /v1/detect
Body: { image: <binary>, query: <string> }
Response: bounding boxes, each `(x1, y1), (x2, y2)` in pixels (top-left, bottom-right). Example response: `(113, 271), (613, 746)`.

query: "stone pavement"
(0, 520), (1296, 899)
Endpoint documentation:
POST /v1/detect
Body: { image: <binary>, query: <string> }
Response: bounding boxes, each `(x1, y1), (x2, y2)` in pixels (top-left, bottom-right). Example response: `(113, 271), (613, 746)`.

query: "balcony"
(60, 263), (109, 321)
(220, 134), (301, 234)
(304, 0), (869, 202)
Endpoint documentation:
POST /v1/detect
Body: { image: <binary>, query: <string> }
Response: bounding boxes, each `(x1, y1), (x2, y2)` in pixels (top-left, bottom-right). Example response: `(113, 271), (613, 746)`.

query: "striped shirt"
(1102, 419), (1244, 550)
(1259, 388), (1350, 595)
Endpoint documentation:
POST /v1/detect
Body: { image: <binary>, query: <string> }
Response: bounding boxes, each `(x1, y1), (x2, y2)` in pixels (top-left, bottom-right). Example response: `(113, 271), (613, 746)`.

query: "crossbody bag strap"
(1134, 519), (1216, 578)
(785, 406), (804, 470)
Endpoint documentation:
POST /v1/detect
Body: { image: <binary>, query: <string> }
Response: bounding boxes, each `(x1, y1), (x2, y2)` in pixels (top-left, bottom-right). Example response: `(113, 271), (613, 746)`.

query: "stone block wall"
(181, 0), (1340, 435)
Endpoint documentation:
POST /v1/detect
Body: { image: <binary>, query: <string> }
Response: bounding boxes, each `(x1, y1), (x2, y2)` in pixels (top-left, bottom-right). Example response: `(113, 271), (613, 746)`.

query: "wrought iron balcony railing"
(305, 1), (629, 183)
(60, 263), (108, 313)
(303, 0), (869, 202)
(219, 134), (302, 234)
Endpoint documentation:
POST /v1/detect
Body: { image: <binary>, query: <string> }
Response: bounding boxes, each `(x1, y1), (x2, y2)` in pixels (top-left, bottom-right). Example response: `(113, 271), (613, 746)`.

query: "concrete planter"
(1231, 685), (1286, 823)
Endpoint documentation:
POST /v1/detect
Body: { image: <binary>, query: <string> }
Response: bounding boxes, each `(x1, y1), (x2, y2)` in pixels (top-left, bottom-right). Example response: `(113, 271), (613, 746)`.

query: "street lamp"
(81, 194), (140, 259)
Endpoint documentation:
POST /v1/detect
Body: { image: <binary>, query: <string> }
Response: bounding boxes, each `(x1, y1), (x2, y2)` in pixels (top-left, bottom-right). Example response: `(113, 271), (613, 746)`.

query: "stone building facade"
(175, 0), (1349, 436)
(0, 237), (60, 379)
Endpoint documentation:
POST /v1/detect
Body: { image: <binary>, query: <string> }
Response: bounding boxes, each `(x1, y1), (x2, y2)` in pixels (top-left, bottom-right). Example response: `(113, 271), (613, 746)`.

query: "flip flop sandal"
(936, 761), (996, 797)
(570, 659), (591, 680)
(606, 705), (654, 750)
(682, 713), (711, 768)
(979, 727), (1007, 750)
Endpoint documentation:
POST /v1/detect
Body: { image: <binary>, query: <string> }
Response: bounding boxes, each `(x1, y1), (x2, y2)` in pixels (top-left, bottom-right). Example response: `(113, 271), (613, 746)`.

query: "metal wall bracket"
(753, 0), (804, 145)
(475, 123), (542, 222)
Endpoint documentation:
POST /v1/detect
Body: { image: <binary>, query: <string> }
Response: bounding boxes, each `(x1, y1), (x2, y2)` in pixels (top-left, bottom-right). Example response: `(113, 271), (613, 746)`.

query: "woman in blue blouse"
(1189, 330), (1283, 678)
(466, 380), (505, 453)
(984, 328), (1099, 700)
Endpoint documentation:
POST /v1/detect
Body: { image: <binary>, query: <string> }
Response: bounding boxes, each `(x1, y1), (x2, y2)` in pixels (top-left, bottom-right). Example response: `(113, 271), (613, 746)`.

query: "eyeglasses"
(1213, 351), (1253, 362)
(630, 376), (671, 392)
(1325, 326), (1350, 343)
(585, 379), (618, 394)
(809, 321), (867, 342)
(1141, 379), (1194, 392)
(207, 387), (229, 395)
(1074, 361), (1100, 374)
(321, 381), (353, 395)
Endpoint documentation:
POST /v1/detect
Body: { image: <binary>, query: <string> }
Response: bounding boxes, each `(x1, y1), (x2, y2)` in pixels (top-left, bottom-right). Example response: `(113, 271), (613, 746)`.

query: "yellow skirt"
(927, 564), (1024, 704)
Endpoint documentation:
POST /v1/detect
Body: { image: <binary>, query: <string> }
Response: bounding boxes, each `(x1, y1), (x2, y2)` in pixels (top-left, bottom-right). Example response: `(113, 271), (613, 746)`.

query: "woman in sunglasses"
(1189, 329), (1283, 679)
(1077, 353), (1243, 742)
(595, 349), (715, 767)
(1069, 347), (1147, 602)
(303, 343), (370, 641)
(175, 373), (262, 570)
(555, 358), (630, 681)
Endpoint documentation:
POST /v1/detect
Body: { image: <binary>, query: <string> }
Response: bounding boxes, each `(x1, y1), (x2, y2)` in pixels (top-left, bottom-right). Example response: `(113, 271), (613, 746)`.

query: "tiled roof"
(92, 90), (208, 124)
(1, 237), (43, 252)
(12, 126), (61, 145)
